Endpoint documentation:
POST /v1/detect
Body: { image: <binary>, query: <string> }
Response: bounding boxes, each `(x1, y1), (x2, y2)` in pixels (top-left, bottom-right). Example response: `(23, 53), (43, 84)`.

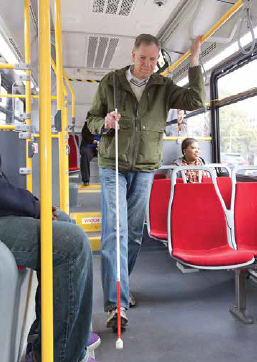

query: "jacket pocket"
(136, 127), (163, 165)
(99, 129), (131, 163)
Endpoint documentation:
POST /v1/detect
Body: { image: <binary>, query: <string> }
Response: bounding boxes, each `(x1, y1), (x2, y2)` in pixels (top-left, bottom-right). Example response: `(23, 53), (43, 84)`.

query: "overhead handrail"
(162, 0), (244, 75)
(238, 0), (256, 55)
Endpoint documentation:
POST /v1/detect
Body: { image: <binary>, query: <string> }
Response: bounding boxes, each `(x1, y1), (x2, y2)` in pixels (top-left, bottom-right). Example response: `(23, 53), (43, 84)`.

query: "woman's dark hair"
(134, 34), (160, 50)
(181, 138), (198, 155)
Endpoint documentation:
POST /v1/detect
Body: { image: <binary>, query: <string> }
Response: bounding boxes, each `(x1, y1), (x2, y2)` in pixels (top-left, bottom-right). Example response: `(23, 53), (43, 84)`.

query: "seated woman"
(171, 137), (207, 183)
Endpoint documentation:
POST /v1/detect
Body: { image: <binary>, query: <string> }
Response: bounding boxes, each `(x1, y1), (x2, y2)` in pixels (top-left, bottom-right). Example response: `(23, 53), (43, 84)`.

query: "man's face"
(132, 43), (159, 80)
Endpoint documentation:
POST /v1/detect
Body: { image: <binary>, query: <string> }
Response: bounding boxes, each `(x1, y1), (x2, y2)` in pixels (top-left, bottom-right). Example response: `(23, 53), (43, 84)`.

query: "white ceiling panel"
(67, 81), (99, 104)
(54, 0), (182, 37)
(62, 33), (87, 68)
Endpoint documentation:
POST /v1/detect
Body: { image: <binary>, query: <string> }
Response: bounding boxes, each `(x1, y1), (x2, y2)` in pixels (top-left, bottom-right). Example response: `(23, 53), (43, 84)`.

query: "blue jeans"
(99, 167), (154, 312)
(0, 211), (93, 362)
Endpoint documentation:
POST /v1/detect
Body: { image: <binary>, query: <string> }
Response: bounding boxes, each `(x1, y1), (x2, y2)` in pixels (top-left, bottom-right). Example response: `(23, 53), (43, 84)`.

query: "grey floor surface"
(92, 246), (257, 362)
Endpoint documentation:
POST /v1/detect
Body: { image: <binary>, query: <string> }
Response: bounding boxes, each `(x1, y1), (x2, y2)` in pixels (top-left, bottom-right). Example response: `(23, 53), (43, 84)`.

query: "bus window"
(187, 111), (211, 138)
(217, 57), (257, 169)
(219, 98), (257, 168)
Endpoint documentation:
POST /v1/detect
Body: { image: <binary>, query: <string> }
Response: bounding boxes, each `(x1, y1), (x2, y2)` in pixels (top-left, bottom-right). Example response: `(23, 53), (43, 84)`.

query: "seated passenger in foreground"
(171, 137), (207, 183)
(0, 156), (102, 362)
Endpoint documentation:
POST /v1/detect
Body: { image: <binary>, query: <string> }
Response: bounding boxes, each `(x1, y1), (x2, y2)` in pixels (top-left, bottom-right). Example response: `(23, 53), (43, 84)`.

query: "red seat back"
(149, 179), (171, 240)
(235, 183), (257, 249)
(171, 183), (228, 251)
(154, 173), (166, 180)
(68, 135), (80, 171)
(203, 177), (232, 209)
(176, 178), (184, 183)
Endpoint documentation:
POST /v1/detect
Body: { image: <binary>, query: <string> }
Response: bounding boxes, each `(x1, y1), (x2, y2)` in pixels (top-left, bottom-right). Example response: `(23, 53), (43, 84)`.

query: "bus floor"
(92, 243), (257, 362)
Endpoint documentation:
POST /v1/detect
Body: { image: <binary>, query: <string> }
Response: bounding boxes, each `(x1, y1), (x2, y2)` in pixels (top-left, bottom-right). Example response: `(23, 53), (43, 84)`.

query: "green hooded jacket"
(87, 65), (205, 172)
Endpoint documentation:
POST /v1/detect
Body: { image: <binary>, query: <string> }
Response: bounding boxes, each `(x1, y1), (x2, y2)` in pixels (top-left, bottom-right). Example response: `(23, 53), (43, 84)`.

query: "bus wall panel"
(0, 131), (26, 188)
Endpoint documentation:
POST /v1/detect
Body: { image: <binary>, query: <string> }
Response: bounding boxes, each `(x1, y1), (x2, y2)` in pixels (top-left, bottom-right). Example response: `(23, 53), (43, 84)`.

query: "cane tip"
(116, 338), (123, 349)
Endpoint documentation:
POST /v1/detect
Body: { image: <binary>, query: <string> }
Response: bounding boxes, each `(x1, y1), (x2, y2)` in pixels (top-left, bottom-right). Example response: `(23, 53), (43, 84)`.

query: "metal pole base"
(229, 305), (254, 324)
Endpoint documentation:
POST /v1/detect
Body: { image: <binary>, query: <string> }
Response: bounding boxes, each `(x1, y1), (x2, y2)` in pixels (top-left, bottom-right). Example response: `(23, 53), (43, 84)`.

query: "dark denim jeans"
(0, 211), (93, 362)
(99, 167), (154, 312)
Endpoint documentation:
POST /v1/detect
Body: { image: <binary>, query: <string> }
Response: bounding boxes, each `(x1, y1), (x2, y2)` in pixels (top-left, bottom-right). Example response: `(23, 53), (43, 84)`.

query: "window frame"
(210, 43), (257, 163)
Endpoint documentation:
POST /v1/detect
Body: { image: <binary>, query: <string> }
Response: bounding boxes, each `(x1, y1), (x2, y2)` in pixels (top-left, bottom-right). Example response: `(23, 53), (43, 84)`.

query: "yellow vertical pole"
(63, 70), (75, 121)
(55, 0), (69, 214)
(24, 0), (33, 192)
(39, 1), (54, 362)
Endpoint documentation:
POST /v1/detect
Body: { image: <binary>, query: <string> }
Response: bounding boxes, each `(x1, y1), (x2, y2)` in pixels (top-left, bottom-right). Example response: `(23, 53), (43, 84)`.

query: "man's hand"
(52, 206), (59, 221)
(104, 111), (120, 129)
(190, 35), (202, 67)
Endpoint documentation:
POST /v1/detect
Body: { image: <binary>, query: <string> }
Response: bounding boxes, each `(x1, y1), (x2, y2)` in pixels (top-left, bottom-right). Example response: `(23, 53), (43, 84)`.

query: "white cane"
(113, 74), (123, 349)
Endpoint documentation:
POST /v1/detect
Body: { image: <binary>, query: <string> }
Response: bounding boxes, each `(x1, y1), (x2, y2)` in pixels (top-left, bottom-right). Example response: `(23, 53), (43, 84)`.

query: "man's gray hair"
(134, 34), (160, 50)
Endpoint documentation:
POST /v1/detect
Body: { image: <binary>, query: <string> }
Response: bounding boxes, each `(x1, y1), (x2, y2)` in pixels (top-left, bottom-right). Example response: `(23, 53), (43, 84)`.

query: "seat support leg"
(229, 269), (254, 324)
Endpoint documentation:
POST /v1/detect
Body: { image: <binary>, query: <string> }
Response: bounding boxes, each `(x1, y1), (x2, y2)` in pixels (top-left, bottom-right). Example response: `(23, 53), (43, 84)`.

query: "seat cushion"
(69, 167), (80, 172)
(238, 245), (257, 256)
(150, 230), (168, 240)
(173, 245), (254, 267)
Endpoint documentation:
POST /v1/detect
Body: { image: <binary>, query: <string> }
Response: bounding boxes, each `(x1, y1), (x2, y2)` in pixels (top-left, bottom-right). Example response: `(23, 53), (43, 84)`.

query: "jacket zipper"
(131, 100), (138, 170)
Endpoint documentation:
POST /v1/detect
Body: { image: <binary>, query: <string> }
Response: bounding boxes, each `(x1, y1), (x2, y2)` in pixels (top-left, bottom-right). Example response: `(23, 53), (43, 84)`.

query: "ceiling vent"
(92, 0), (136, 16)
(87, 36), (119, 68)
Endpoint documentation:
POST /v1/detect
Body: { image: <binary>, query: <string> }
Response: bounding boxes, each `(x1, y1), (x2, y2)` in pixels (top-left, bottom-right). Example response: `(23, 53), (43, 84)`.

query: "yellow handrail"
(0, 63), (15, 69)
(164, 136), (212, 141)
(51, 57), (69, 214)
(163, 0), (243, 74)
(24, 0), (32, 192)
(54, 0), (69, 214)
(0, 125), (15, 130)
(63, 70), (75, 119)
(39, 2), (54, 362)
(0, 93), (57, 100)
(51, 42), (76, 120)
(34, 134), (58, 138)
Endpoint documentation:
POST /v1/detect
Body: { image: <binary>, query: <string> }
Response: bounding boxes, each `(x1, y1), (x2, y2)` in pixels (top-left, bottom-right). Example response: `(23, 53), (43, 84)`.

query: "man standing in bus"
(87, 34), (205, 329)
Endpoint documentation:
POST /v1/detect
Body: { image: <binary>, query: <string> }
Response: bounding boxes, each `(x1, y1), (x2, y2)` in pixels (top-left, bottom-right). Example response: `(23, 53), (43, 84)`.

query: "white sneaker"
(106, 307), (128, 328)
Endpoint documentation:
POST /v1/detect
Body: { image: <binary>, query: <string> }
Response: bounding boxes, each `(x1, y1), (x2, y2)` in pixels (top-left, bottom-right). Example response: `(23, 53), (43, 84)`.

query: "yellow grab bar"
(164, 0), (243, 74)
(39, 2), (54, 362)
(24, 0), (33, 192)
(54, 0), (69, 214)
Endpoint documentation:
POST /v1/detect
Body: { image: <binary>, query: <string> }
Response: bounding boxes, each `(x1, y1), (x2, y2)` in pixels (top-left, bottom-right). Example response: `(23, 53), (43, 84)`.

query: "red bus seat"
(148, 179), (171, 240)
(154, 173), (166, 180)
(234, 183), (257, 255)
(203, 177), (232, 209)
(169, 183), (254, 268)
(68, 134), (80, 173)
(147, 177), (185, 241)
